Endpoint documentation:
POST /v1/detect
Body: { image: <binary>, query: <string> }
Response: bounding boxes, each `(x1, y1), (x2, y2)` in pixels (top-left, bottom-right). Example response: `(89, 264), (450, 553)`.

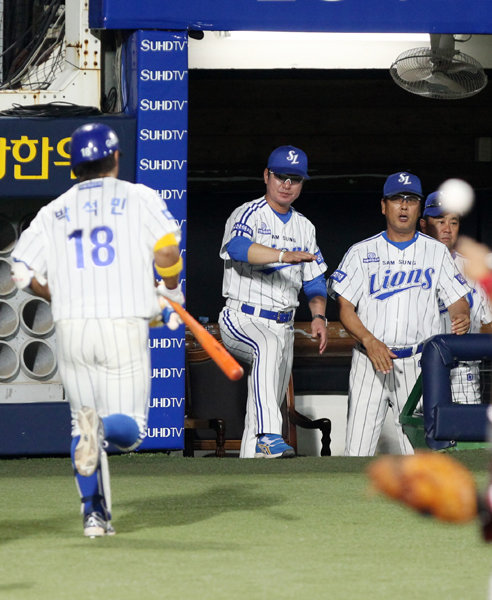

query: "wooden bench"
(184, 322), (355, 457)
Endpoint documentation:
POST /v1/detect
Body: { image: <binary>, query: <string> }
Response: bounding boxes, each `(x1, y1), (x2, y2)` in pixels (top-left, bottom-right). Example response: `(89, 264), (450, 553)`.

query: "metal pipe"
(0, 257), (17, 297)
(19, 297), (54, 337)
(0, 299), (19, 339)
(20, 339), (57, 380)
(0, 341), (20, 381)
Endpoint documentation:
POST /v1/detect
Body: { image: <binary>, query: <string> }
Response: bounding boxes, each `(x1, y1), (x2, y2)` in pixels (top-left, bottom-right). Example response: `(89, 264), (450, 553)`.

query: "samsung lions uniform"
(12, 176), (180, 439)
(219, 196), (327, 458)
(439, 252), (492, 404)
(328, 231), (469, 456)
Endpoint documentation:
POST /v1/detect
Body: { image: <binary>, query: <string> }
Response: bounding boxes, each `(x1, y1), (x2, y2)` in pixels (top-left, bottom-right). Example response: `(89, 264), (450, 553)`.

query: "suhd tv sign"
(132, 30), (188, 450)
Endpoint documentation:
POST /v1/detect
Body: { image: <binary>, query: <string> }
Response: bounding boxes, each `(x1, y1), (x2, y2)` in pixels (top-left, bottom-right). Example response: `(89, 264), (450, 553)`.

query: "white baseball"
(438, 178), (474, 215)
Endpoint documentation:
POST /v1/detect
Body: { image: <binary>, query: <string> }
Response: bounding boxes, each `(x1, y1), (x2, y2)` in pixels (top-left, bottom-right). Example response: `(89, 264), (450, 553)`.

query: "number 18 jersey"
(12, 177), (180, 321)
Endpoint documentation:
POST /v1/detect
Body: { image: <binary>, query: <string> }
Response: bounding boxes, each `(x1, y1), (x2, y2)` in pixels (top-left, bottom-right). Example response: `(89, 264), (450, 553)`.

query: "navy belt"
(358, 342), (424, 359)
(241, 303), (293, 323)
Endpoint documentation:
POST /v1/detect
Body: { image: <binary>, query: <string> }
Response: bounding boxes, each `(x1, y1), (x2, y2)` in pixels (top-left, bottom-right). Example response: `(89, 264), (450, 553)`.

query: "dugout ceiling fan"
(389, 34), (488, 99)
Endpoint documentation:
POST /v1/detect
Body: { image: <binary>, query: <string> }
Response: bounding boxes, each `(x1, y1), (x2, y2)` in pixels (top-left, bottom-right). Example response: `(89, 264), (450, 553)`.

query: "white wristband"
(278, 250), (286, 263)
(156, 281), (185, 305)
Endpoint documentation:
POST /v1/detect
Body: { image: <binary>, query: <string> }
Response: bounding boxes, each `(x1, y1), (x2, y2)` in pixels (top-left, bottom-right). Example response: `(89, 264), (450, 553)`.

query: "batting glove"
(150, 297), (183, 330)
(11, 260), (34, 289)
(156, 280), (185, 306)
(162, 299), (182, 330)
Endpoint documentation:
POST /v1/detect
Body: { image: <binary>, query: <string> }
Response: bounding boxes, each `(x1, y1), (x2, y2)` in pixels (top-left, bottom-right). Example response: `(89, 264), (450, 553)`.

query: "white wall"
(188, 32), (492, 70)
(295, 394), (402, 456)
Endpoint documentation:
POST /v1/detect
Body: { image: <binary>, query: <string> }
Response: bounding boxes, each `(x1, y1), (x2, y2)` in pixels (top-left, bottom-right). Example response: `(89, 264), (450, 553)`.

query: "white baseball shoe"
(74, 406), (104, 477)
(83, 512), (116, 538)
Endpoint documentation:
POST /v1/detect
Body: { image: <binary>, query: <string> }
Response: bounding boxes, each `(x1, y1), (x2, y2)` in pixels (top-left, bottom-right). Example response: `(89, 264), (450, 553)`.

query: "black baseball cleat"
(83, 511), (116, 538)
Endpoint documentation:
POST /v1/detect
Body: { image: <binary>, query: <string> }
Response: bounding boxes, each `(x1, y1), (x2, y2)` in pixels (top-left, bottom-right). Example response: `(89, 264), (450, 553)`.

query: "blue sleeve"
(226, 237), (254, 262)
(303, 273), (328, 301)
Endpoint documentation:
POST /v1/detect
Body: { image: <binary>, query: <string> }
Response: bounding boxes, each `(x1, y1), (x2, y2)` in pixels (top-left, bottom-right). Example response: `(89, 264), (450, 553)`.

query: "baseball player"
(328, 171), (470, 457)
(10, 123), (184, 537)
(218, 145), (328, 458)
(420, 191), (492, 404)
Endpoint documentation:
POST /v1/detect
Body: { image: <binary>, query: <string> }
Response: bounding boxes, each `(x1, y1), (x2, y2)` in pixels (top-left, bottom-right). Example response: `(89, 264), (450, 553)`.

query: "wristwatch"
(312, 314), (327, 326)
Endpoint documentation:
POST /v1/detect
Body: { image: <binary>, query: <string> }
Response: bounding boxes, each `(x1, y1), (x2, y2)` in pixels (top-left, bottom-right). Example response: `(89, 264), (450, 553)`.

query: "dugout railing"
(401, 333), (492, 451)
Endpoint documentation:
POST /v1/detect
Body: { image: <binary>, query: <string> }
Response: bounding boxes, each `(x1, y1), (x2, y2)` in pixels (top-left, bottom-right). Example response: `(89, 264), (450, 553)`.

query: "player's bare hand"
(282, 250), (316, 264)
(311, 319), (328, 354)
(451, 314), (470, 335)
(363, 337), (397, 374)
(456, 236), (490, 281)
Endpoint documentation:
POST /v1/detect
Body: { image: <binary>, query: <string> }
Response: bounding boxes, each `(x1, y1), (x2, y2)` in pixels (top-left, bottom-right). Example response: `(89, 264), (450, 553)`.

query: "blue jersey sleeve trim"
(303, 273), (327, 300)
(226, 237), (253, 262)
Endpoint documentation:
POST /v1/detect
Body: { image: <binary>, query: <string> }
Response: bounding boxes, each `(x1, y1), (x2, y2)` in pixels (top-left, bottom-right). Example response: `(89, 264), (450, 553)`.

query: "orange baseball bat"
(167, 299), (244, 381)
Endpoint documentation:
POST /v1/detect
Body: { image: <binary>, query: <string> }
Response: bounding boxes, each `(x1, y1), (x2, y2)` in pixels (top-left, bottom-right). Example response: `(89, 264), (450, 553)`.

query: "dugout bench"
(186, 327), (492, 456)
(184, 321), (354, 457)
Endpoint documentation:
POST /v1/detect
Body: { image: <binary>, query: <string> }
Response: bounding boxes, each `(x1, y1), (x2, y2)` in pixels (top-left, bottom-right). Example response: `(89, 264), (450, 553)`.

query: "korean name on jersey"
(12, 178), (180, 321)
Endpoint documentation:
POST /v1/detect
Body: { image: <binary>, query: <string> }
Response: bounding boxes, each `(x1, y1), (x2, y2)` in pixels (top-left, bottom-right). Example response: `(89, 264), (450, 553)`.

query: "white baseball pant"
(451, 362), (481, 404)
(345, 347), (417, 456)
(219, 307), (294, 458)
(55, 318), (150, 438)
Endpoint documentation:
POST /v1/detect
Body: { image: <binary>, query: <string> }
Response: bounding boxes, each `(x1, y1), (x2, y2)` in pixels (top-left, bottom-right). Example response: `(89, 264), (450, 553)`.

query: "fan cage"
(390, 46), (488, 100)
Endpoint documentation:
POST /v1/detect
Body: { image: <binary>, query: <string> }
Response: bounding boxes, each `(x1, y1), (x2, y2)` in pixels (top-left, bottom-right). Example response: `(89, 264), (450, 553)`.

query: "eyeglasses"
(269, 171), (304, 185)
(386, 194), (421, 206)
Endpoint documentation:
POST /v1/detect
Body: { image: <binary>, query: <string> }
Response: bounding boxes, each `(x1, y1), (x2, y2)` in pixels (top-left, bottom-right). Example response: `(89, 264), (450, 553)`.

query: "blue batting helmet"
(70, 123), (119, 169)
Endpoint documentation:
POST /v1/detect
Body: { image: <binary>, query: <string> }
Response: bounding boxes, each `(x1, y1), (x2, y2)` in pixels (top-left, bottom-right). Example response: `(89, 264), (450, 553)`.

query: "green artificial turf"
(0, 451), (491, 600)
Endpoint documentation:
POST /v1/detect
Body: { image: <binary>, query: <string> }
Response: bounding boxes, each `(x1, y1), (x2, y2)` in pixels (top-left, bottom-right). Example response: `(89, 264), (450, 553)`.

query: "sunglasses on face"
(269, 171), (304, 185)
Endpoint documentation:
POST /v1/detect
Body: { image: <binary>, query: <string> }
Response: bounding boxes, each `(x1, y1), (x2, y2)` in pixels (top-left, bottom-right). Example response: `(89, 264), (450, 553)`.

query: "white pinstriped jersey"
(439, 252), (492, 404)
(12, 177), (180, 321)
(220, 196), (327, 310)
(439, 252), (492, 333)
(328, 231), (470, 347)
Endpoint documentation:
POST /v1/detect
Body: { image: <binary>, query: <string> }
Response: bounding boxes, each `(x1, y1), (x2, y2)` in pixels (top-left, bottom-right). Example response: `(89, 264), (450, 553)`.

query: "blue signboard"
(0, 116), (136, 197)
(129, 30), (188, 450)
(90, 0), (492, 34)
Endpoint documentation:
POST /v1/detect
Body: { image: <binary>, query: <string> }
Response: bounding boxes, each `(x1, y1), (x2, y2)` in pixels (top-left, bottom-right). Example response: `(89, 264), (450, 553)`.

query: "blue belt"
(358, 342), (424, 359)
(241, 303), (293, 323)
(390, 343), (424, 358)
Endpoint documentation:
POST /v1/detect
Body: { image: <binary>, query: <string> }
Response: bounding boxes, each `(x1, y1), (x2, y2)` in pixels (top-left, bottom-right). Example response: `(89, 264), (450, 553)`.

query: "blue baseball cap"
(423, 191), (446, 218)
(383, 171), (423, 199)
(267, 145), (310, 179)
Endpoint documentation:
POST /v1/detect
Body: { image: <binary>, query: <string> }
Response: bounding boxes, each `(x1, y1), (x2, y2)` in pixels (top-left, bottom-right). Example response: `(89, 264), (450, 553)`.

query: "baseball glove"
(367, 451), (478, 523)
